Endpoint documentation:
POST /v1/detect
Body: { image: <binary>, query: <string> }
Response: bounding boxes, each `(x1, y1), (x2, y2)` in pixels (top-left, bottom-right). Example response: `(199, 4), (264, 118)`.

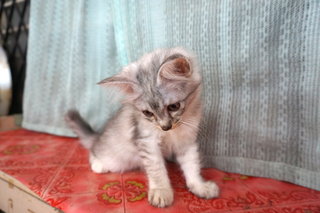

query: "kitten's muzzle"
(161, 124), (172, 131)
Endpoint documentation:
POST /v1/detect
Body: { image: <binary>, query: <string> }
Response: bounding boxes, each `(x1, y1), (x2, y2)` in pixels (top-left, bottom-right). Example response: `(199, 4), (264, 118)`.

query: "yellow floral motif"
(101, 193), (121, 204)
(2, 144), (41, 155)
(126, 181), (146, 202)
(128, 192), (147, 202)
(239, 175), (249, 180)
(126, 180), (144, 189)
(98, 180), (146, 205)
(223, 177), (234, 181)
(101, 181), (120, 190)
(223, 175), (249, 181)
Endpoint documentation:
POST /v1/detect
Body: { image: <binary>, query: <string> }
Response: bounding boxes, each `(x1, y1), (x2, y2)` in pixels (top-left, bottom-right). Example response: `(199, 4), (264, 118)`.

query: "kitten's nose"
(161, 124), (172, 131)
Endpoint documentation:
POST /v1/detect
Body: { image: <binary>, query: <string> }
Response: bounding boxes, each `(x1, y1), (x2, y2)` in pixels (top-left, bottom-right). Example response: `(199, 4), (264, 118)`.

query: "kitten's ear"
(158, 57), (192, 82)
(98, 74), (140, 96)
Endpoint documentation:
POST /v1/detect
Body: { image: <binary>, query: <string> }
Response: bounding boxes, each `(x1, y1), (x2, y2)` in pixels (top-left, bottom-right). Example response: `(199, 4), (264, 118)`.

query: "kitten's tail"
(65, 110), (98, 149)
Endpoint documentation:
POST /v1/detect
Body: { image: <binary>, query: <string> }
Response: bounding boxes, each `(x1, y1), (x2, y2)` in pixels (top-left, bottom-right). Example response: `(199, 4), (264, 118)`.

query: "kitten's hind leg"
(176, 144), (219, 199)
(89, 154), (106, 173)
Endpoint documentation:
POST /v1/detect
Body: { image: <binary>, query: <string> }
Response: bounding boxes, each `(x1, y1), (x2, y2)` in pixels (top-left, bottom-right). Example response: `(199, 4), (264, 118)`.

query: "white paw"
(188, 181), (219, 199)
(90, 159), (104, 173)
(148, 188), (174, 208)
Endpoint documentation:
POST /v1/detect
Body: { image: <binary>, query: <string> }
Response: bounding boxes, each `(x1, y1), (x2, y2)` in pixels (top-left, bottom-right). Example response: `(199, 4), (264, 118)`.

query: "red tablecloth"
(0, 129), (319, 213)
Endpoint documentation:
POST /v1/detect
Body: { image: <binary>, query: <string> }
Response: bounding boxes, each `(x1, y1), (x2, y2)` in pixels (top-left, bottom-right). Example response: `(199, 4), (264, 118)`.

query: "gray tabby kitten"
(65, 47), (219, 207)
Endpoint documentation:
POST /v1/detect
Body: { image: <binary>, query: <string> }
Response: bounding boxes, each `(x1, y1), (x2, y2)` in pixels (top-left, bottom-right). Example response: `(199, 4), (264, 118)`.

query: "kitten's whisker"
(179, 121), (201, 134)
(179, 120), (206, 138)
(172, 121), (183, 129)
(180, 121), (198, 129)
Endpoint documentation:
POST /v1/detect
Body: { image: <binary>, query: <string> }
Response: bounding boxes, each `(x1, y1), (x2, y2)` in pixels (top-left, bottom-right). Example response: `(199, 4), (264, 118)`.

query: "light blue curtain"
(23, 0), (320, 190)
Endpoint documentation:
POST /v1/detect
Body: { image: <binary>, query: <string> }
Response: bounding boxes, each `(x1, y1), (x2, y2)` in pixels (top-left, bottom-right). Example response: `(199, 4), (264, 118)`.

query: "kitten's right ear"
(98, 74), (140, 96)
(158, 57), (192, 83)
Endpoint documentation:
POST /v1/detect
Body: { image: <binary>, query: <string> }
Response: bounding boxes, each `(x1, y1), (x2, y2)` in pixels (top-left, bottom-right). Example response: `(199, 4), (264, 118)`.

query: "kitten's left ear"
(158, 57), (192, 82)
(98, 73), (140, 96)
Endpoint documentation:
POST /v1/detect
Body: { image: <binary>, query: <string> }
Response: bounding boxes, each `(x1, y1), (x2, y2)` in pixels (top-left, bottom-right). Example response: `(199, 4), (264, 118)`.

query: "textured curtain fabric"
(23, 0), (320, 190)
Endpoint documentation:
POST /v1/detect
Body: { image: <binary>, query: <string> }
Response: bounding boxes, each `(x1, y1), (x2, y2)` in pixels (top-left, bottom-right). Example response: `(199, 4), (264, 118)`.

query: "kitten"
(65, 47), (219, 207)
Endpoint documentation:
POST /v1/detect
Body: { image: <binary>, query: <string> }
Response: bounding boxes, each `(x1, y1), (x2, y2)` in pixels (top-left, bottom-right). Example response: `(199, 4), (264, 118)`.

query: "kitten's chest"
(161, 125), (197, 157)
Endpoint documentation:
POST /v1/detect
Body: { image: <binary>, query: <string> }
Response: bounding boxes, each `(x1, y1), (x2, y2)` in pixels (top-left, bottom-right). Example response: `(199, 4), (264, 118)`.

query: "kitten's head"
(99, 47), (201, 131)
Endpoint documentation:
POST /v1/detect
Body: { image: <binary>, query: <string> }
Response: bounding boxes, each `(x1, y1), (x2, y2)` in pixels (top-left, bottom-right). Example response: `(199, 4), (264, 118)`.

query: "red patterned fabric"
(0, 129), (319, 213)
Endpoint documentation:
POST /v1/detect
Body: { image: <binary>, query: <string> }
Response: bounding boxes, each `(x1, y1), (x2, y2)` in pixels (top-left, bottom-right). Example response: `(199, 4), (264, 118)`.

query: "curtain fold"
(23, 0), (320, 190)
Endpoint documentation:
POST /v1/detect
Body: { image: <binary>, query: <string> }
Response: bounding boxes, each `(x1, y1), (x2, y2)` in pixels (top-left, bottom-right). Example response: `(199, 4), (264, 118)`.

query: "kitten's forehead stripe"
(136, 65), (164, 113)
(149, 100), (160, 111)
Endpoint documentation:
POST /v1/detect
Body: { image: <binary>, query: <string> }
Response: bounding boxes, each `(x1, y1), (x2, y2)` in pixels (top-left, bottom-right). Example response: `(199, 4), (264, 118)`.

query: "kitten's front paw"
(189, 181), (219, 199)
(148, 188), (174, 208)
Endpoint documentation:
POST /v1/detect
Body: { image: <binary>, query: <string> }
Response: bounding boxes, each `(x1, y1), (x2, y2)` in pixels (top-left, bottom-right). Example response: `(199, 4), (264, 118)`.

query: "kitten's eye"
(167, 103), (180, 112)
(142, 110), (153, 117)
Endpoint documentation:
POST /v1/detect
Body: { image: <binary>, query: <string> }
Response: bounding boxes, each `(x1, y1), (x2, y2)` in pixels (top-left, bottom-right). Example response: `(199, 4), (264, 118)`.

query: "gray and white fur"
(65, 47), (219, 207)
